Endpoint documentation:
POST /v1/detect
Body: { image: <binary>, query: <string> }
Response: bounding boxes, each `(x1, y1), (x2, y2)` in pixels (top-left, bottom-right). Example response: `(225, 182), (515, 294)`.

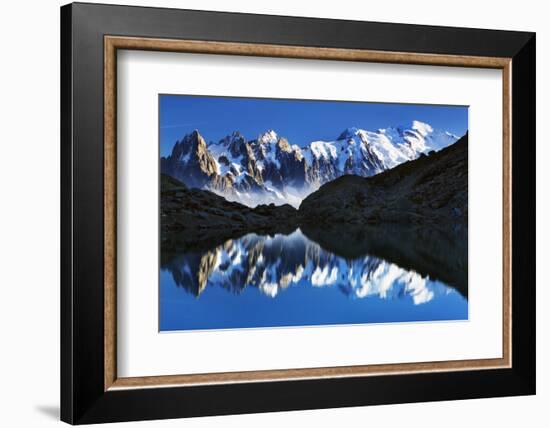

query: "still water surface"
(160, 227), (467, 331)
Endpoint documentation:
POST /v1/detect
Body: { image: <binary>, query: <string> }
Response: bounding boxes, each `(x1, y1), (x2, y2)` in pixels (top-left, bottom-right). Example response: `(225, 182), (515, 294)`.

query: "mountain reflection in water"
(160, 226), (468, 331)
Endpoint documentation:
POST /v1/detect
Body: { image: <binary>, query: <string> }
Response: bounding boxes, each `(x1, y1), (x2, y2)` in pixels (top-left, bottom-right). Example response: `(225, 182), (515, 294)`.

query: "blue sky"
(159, 94), (468, 157)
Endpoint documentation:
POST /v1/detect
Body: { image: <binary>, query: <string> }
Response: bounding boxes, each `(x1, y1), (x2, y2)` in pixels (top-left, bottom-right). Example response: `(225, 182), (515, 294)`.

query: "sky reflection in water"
(160, 228), (468, 331)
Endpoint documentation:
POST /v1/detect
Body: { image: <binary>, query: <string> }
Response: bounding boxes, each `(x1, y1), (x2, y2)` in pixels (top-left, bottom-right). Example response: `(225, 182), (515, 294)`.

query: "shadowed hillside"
(298, 133), (468, 226)
(161, 174), (297, 250)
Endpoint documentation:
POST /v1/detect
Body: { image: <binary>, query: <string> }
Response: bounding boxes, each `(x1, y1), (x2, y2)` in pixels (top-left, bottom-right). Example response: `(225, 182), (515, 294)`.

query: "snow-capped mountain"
(162, 229), (456, 304)
(160, 121), (460, 207)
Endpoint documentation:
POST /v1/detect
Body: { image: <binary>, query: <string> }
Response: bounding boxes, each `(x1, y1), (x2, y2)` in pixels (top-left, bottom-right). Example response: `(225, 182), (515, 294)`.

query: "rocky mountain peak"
(411, 120), (434, 137)
(169, 129), (203, 162)
(276, 137), (293, 153)
(161, 130), (218, 189)
(337, 127), (360, 141)
(257, 129), (279, 145)
(219, 130), (245, 144)
(219, 130), (249, 158)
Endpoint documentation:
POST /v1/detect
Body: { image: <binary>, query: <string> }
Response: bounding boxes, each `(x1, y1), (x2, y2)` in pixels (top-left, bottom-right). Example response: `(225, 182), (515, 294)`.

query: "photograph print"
(159, 95), (468, 332)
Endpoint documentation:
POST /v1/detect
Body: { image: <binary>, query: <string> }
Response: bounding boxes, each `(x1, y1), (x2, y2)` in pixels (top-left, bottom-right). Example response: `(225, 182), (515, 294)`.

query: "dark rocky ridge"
(161, 174), (297, 250)
(299, 133), (468, 226)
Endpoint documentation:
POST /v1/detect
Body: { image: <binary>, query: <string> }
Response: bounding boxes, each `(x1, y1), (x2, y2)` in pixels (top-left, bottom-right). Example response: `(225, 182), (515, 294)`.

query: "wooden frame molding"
(104, 35), (513, 391)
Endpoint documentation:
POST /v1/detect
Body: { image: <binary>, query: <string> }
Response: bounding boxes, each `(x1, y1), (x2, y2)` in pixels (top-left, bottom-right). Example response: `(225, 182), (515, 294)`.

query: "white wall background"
(0, 0), (546, 427)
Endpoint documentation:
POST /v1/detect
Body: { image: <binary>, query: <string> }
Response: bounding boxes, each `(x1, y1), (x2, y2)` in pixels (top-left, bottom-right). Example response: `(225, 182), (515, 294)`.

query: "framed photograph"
(61, 2), (536, 424)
